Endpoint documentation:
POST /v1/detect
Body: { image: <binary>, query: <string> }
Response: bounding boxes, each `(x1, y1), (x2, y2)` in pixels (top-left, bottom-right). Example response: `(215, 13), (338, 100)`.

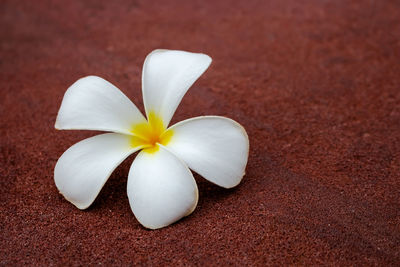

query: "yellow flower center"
(130, 111), (173, 153)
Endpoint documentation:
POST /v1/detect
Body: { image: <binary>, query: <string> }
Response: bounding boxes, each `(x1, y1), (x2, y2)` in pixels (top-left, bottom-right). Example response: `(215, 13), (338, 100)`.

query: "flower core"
(130, 111), (173, 153)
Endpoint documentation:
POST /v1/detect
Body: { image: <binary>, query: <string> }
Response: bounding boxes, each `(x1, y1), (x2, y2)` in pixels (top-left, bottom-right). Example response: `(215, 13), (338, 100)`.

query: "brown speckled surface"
(1, 0), (400, 265)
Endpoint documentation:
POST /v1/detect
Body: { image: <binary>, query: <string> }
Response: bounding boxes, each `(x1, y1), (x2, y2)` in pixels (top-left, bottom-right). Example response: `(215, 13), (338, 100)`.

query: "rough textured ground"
(1, 0), (399, 265)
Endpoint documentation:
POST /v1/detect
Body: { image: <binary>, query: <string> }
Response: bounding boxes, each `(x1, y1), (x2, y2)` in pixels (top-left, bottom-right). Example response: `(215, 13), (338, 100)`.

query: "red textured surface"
(1, 0), (400, 265)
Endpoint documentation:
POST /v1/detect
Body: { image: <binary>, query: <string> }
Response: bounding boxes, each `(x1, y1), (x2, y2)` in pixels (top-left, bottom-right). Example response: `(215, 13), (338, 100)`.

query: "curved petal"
(55, 76), (147, 135)
(142, 50), (212, 128)
(54, 133), (141, 209)
(127, 146), (198, 229)
(166, 116), (249, 188)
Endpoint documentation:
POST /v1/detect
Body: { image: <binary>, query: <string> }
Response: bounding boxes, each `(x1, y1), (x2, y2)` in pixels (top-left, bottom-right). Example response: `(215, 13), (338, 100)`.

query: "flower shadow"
(84, 154), (137, 213)
(86, 153), (238, 221)
(193, 173), (239, 212)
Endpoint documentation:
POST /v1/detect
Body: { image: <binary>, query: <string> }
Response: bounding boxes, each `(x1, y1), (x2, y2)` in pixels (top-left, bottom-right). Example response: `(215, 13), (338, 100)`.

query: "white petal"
(142, 50), (212, 127)
(54, 133), (141, 209)
(55, 76), (146, 135)
(127, 146), (198, 229)
(166, 116), (249, 188)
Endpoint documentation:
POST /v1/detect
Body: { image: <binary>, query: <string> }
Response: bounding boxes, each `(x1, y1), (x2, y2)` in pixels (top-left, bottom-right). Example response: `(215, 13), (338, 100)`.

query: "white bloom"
(54, 49), (249, 229)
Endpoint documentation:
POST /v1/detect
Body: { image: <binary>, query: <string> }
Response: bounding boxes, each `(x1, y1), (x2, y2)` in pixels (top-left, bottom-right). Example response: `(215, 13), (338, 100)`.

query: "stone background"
(1, 0), (399, 265)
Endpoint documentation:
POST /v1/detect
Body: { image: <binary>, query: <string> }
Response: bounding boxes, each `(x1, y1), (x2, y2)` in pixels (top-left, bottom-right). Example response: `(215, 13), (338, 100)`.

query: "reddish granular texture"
(1, 0), (399, 265)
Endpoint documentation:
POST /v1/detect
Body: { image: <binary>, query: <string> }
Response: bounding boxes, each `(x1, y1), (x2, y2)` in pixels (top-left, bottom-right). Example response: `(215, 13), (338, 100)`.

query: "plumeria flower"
(54, 50), (249, 229)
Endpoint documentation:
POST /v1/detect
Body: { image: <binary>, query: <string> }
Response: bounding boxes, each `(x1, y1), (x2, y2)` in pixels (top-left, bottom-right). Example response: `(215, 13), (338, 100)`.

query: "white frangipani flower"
(54, 49), (249, 229)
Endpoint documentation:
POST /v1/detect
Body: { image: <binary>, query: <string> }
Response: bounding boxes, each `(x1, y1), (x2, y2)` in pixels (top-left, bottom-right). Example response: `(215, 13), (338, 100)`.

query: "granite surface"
(1, 0), (399, 265)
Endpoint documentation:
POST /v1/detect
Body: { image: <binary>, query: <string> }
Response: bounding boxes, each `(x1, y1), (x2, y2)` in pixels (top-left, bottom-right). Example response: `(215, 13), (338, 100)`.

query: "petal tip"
(73, 201), (90, 210)
(57, 189), (90, 210)
(203, 54), (212, 65)
(140, 223), (165, 230)
(222, 175), (244, 189)
(54, 121), (61, 130)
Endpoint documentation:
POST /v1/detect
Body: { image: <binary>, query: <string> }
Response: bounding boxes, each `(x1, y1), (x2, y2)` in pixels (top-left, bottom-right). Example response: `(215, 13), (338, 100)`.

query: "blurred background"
(1, 0), (399, 265)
